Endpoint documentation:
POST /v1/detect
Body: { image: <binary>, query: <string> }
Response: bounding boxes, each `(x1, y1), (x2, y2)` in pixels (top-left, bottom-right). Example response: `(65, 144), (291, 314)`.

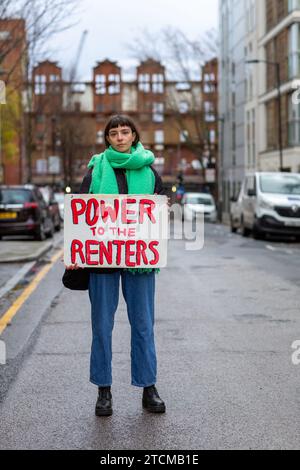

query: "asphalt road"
(0, 223), (300, 450)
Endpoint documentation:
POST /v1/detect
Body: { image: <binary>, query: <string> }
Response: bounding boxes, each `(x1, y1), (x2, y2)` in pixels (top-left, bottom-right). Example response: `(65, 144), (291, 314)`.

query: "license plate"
(285, 220), (300, 227)
(0, 212), (17, 219)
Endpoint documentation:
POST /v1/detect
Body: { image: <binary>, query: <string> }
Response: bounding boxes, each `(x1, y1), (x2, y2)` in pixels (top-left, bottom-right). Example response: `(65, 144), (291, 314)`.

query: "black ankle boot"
(95, 386), (113, 416)
(142, 385), (166, 413)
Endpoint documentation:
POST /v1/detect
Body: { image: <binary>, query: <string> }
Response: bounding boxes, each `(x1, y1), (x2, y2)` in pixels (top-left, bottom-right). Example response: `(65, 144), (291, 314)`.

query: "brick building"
(25, 57), (219, 198)
(0, 18), (27, 184)
(262, 0), (300, 171)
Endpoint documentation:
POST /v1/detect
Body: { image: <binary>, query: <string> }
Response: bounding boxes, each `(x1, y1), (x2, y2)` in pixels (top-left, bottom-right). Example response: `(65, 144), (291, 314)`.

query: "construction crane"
(63, 29), (88, 190)
(69, 29), (89, 86)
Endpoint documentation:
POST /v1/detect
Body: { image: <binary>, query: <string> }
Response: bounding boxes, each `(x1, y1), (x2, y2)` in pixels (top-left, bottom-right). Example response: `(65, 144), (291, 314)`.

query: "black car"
(39, 186), (62, 231)
(0, 184), (54, 240)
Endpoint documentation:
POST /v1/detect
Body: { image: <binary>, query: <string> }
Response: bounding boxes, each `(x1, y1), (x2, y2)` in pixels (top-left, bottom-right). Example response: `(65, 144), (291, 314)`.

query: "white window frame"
(95, 74), (106, 95)
(180, 130), (189, 143)
(108, 74), (120, 95)
(34, 75), (46, 95)
(154, 130), (164, 144)
(152, 103), (164, 122)
(152, 73), (164, 93)
(138, 74), (150, 93)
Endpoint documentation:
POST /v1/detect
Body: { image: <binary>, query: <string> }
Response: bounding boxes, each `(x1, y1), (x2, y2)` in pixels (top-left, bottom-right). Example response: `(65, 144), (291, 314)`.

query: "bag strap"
(79, 169), (92, 194)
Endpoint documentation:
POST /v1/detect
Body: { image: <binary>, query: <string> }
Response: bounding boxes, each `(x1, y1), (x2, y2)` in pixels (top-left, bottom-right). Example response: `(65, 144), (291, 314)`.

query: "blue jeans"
(88, 270), (157, 387)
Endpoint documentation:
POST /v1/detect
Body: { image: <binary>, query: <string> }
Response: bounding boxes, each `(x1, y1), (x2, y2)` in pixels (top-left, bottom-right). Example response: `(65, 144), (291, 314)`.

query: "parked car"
(0, 184), (54, 240)
(230, 172), (300, 239)
(230, 192), (243, 233)
(54, 192), (64, 221)
(39, 186), (61, 231)
(181, 192), (217, 223)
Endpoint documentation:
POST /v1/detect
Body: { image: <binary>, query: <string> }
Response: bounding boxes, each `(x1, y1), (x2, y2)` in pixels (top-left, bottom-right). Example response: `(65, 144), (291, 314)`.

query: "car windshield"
(186, 196), (213, 206)
(259, 174), (300, 195)
(39, 188), (50, 204)
(0, 188), (33, 204)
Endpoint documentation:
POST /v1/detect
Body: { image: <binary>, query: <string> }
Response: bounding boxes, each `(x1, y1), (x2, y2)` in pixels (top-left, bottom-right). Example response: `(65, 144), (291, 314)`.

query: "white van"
(230, 172), (300, 239)
(181, 192), (217, 223)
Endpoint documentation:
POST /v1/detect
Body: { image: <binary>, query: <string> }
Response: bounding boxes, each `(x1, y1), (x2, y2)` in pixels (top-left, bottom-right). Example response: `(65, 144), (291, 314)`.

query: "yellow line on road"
(0, 248), (63, 336)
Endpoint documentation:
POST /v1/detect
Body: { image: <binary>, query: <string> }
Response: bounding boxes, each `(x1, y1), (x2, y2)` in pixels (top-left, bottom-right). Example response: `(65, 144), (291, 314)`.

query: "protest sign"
(64, 194), (168, 268)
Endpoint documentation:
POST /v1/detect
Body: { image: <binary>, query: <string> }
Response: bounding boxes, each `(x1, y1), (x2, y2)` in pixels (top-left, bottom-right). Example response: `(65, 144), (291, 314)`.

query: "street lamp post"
(246, 59), (284, 172)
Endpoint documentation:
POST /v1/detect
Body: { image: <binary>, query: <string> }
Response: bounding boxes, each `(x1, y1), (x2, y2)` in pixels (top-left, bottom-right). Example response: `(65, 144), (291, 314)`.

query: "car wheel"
(46, 221), (55, 239)
(55, 215), (61, 232)
(253, 226), (265, 240)
(34, 223), (46, 241)
(230, 216), (237, 233)
(240, 217), (251, 237)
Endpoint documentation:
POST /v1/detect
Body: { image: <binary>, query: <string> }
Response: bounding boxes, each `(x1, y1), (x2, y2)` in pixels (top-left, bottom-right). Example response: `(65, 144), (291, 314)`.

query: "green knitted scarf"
(87, 142), (159, 275)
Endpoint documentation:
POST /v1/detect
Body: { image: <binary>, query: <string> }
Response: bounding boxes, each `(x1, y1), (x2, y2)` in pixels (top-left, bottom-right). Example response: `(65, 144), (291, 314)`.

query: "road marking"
(265, 244), (298, 255)
(266, 245), (276, 251)
(0, 248), (63, 336)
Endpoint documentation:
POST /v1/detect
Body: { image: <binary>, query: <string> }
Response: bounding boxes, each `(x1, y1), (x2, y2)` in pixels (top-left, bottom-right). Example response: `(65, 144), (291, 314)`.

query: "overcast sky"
(48, 0), (219, 81)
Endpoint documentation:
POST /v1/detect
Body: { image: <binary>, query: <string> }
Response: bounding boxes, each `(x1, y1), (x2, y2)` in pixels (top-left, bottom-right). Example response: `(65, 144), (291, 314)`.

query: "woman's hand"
(64, 263), (80, 270)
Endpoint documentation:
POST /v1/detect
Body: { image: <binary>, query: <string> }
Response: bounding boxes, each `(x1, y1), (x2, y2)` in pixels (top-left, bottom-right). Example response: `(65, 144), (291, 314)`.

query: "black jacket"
(79, 166), (165, 195)
(79, 165), (165, 274)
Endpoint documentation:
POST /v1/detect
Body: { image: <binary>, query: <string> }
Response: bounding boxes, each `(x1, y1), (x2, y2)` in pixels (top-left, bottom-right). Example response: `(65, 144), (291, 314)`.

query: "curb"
(0, 241), (54, 263)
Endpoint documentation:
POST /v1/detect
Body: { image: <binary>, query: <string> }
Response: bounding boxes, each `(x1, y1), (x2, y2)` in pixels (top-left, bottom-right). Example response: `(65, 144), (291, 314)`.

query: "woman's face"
(107, 125), (136, 153)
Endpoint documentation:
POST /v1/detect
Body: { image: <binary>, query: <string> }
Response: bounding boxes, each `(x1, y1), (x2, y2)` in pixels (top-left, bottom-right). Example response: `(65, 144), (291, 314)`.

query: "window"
(252, 109), (256, 167)
(95, 74), (106, 95)
(138, 74), (150, 93)
(289, 23), (300, 78)
(152, 103), (164, 122)
(36, 114), (45, 123)
(152, 74), (164, 93)
(49, 74), (60, 94)
(288, 94), (300, 145)
(180, 130), (188, 142)
(209, 129), (216, 143)
(36, 159), (47, 174)
(204, 83), (216, 93)
(96, 130), (104, 144)
(179, 101), (189, 113)
(204, 101), (214, 113)
(154, 130), (164, 144)
(289, 0), (300, 12)
(96, 103), (105, 112)
(259, 173), (300, 194)
(34, 75), (46, 95)
(204, 101), (215, 122)
(0, 31), (11, 40)
(0, 188), (34, 204)
(246, 0), (256, 33)
(108, 74), (120, 94)
(247, 111), (251, 167)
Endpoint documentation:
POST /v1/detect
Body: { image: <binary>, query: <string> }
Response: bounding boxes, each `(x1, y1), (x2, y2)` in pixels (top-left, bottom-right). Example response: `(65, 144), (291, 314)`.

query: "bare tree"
(0, 0), (82, 183)
(127, 27), (218, 172)
(0, 0), (82, 90)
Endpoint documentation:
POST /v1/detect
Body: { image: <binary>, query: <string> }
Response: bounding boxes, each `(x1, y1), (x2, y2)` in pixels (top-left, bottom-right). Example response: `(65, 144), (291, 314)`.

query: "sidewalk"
(0, 239), (53, 263)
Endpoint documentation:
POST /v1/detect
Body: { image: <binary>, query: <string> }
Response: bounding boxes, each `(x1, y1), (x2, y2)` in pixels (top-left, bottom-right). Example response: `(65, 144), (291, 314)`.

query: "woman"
(65, 115), (166, 416)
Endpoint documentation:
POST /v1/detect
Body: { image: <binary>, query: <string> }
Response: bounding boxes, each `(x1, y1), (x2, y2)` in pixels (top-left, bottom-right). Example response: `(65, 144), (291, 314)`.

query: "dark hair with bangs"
(104, 115), (140, 148)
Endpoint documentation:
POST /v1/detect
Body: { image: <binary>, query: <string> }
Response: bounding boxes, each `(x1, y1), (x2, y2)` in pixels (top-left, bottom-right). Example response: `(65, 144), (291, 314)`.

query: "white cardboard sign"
(64, 194), (168, 268)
